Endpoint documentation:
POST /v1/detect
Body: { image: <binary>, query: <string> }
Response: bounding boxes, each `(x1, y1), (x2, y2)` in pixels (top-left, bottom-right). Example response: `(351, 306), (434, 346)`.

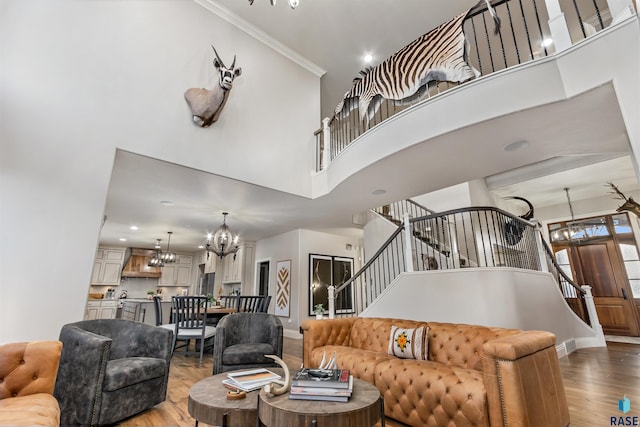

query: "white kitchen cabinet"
(99, 301), (117, 319)
(85, 301), (100, 320)
(91, 248), (125, 286)
(159, 254), (193, 286)
(85, 300), (117, 320)
(221, 243), (255, 289)
(201, 250), (217, 274)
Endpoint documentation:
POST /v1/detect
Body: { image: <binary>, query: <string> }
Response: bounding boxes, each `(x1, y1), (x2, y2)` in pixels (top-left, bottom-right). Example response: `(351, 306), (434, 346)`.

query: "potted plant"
(147, 290), (155, 300)
(313, 304), (326, 320)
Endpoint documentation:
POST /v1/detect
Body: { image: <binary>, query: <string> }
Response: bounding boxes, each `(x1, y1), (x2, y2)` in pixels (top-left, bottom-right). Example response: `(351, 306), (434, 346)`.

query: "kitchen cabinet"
(159, 254), (193, 286)
(85, 300), (117, 320)
(199, 250), (217, 274)
(221, 243), (255, 289)
(91, 248), (125, 286)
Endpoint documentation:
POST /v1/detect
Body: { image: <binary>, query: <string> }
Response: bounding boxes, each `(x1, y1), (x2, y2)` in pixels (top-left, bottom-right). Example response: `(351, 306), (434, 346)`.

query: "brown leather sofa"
(0, 341), (63, 426)
(301, 317), (569, 427)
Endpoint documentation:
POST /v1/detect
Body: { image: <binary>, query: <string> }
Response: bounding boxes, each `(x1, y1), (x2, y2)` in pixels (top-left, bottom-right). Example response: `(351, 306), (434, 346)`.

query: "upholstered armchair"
(212, 312), (283, 375)
(54, 319), (173, 427)
(0, 341), (63, 426)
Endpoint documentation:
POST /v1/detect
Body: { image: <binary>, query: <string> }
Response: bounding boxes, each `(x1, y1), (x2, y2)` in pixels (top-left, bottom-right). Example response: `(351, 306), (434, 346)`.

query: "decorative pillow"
(388, 325), (429, 360)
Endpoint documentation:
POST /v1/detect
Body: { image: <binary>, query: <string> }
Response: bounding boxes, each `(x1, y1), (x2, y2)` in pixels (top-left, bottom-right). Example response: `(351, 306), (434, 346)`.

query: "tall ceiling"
(98, 0), (638, 253)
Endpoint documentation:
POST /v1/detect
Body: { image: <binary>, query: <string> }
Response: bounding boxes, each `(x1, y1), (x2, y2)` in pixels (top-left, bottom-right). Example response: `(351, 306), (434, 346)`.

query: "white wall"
(255, 228), (363, 337)
(363, 269), (599, 350)
(0, 0), (320, 343)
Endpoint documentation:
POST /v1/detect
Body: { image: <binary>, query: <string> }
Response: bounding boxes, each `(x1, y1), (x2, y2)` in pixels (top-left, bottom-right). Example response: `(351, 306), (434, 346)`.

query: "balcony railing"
(327, 205), (596, 330)
(314, 0), (629, 172)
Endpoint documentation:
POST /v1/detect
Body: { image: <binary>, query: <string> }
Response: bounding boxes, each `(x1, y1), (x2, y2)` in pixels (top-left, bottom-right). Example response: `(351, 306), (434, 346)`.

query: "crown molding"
(193, 0), (326, 77)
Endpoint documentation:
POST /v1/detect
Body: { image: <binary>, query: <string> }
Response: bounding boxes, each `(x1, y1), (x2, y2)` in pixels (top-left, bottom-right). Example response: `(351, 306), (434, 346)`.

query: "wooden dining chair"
(170, 296), (216, 364)
(236, 295), (270, 313)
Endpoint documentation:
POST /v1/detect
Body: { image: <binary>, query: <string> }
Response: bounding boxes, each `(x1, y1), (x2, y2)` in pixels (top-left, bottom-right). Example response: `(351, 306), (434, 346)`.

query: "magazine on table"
(291, 368), (351, 389)
(289, 393), (350, 402)
(224, 368), (280, 392)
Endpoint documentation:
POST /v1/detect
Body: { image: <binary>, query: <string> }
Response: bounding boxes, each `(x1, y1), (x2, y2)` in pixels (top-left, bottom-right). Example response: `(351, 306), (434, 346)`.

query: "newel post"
(327, 285), (335, 319)
(543, 0), (572, 52)
(403, 213), (414, 272)
(581, 285), (606, 346)
(321, 118), (331, 171)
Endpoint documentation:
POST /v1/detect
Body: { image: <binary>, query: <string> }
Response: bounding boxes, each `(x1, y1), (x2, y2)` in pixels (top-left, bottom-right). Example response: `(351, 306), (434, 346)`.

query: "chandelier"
(249, 0), (300, 9)
(148, 232), (177, 267)
(550, 188), (608, 243)
(206, 212), (240, 259)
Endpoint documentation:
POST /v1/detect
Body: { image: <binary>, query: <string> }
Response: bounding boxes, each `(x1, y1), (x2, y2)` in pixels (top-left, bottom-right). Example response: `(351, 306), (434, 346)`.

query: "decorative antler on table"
(608, 182), (640, 217)
(262, 355), (291, 396)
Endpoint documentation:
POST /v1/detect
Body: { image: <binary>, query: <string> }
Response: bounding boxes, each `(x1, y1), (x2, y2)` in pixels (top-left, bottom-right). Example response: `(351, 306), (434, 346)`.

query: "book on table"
(289, 375), (354, 402)
(291, 368), (351, 389)
(223, 368), (280, 392)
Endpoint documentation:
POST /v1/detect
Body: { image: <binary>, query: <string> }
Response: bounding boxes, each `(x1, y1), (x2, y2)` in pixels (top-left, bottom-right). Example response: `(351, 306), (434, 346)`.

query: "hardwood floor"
(119, 339), (640, 427)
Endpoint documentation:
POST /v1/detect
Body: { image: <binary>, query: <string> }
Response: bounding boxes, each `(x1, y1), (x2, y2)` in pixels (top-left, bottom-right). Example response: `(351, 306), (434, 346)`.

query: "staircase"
(329, 200), (593, 331)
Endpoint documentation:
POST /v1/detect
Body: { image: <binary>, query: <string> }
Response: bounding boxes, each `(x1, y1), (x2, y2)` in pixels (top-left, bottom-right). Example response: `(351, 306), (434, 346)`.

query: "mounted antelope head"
(184, 45), (242, 127)
(608, 182), (640, 217)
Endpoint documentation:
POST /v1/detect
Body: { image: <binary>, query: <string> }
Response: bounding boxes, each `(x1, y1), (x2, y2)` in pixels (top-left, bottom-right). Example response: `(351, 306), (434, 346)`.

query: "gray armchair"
(54, 319), (173, 427)
(212, 312), (283, 375)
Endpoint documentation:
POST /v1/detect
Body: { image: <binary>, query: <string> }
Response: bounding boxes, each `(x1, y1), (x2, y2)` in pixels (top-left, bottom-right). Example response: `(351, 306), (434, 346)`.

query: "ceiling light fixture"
(363, 54), (373, 63)
(504, 140), (529, 152)
(148, 239), (164, 267)
(551, 188), (608, 242)
(206, 212), (240, 259)
(249, 0), (300, 9)
(148, 232), (177, 267)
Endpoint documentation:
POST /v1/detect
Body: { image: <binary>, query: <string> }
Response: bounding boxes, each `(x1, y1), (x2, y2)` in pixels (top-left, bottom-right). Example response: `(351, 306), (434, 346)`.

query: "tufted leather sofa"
(0, 341), (63, 426)
(301, 317), (569, 427)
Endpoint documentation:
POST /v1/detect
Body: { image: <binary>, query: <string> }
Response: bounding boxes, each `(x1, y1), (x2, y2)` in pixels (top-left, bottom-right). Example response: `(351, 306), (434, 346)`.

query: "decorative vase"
(315, 314), (323, 320)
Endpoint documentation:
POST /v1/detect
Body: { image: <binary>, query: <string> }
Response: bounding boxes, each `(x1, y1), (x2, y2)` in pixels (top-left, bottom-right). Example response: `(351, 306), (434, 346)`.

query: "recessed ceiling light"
(129, 225), (138, 230)
(160, 200), (174, 206)
(363, 54), (373, 63)
(542, 38), (553, 47)
(119, 238), (127, 242)
(198, 245), (204, 249)
(504, 140), (529, 152)
(372, 189), (386, 196)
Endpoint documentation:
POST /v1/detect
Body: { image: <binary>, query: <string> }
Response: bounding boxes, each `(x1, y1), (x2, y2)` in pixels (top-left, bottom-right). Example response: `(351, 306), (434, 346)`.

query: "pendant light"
(160, 231), (176, 264)
(206, 212), (240, 259)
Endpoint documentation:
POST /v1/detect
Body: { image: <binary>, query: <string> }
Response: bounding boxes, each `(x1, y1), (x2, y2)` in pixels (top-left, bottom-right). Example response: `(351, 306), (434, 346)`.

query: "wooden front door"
(573, 242), (639, 336)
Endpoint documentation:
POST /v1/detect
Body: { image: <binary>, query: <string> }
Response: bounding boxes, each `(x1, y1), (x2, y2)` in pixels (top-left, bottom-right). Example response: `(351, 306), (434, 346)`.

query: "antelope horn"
(607, 182), (629, 201)
(231, 54), (237, 70)
(505, 196), (535, 220)
(211, 45), (226, 69)
(263, 355), (290, 396)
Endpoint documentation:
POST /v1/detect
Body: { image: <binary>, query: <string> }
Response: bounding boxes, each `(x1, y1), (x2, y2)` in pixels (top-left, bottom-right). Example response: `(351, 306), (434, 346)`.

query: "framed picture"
(309, 254), (354, 316)
(275, 260), (291, 318)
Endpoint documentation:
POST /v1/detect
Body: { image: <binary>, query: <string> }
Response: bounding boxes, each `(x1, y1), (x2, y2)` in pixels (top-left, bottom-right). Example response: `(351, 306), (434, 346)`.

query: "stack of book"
(289, 368), (353, 402)
(222, 368), (281, 392)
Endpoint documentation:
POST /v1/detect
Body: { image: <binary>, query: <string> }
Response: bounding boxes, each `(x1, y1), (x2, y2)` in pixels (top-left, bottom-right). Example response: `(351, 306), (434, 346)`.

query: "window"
(620, 243), (640, 298)
(309, 254), (354, 316)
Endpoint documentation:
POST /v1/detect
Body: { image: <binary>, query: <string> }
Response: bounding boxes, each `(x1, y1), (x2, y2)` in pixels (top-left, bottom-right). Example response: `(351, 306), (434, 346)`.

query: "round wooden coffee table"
(257, 377), (384, 427)
(189, 368), (284, 427)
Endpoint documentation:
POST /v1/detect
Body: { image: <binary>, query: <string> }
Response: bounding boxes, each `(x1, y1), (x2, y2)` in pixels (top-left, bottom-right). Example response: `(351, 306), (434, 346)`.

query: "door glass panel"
(612, 213), (632, 234)
(630, 279), (640, 298)
(554, 249), (574, 281)
(620, 243), (640, 297)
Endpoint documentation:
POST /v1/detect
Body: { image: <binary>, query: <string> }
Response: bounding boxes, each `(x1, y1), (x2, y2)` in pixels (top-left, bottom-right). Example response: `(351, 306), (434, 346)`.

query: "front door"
(550, 213), (640, 336)
(574, 242), (639, 336)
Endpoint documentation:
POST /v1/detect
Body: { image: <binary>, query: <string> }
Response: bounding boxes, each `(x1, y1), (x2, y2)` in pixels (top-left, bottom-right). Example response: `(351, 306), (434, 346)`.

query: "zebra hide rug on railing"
(333, 0), (500, 123)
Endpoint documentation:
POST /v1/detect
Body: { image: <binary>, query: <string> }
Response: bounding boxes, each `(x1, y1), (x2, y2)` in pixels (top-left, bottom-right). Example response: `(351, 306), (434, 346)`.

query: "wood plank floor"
(118, 339), (640, 427)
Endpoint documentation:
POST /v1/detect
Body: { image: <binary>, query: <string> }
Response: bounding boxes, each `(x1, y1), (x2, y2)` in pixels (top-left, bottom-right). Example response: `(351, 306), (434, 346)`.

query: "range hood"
(121, 248), (162, 278)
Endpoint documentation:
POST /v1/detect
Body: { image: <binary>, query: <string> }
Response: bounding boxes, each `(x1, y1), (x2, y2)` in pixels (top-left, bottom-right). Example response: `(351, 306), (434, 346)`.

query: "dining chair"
(121, 301), (140, 321)
(152, 296), (163, 326)
(236, 295), (266, 313)
(171, 296), (216, 364)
